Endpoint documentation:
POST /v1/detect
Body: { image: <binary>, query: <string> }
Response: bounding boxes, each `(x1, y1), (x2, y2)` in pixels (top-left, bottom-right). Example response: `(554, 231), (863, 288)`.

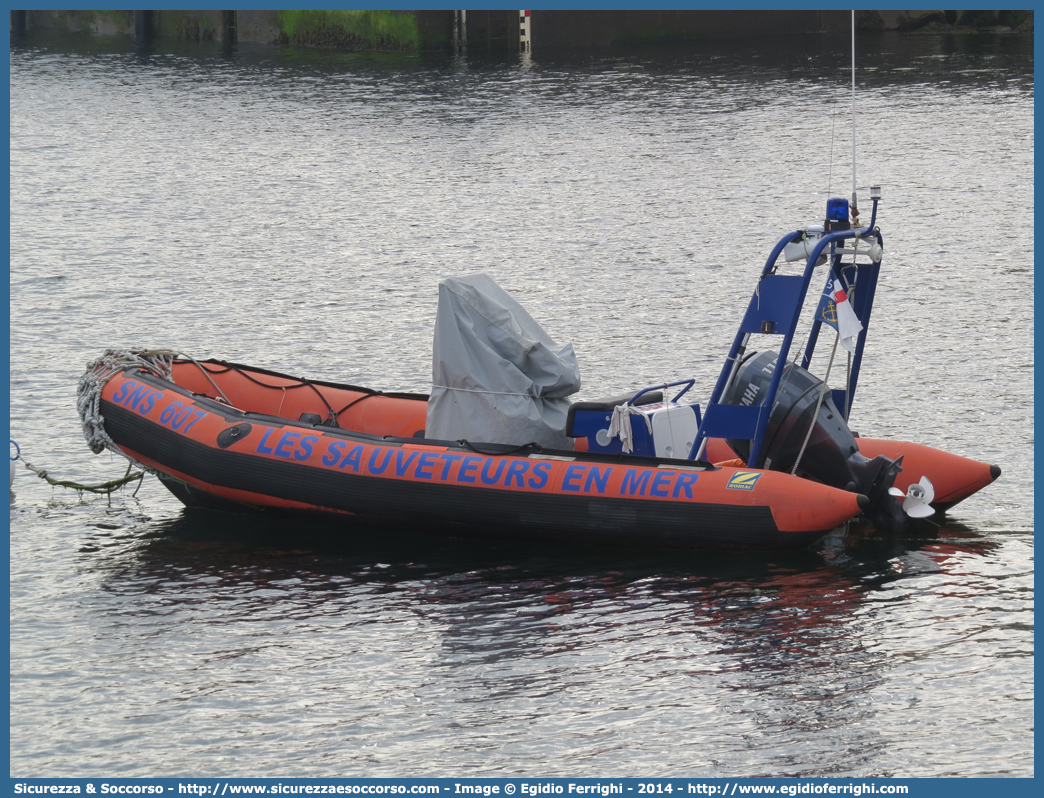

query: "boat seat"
(565, 390), (662, 438)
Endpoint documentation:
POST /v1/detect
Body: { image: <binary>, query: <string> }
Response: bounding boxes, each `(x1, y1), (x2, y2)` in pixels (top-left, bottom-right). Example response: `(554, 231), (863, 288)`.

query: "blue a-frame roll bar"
(690, 197), (883, 467)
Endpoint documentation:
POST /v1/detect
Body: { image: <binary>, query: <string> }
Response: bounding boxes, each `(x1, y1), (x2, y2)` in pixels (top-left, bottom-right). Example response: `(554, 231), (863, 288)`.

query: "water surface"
(9, 30), (1033, 777)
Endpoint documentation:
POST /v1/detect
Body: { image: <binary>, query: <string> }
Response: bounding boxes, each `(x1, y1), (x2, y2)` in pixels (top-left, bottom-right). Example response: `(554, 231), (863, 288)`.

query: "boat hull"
(701, 435), (999, 515)
(853, 437), (1000, 513)
(96, 366), (867, 550)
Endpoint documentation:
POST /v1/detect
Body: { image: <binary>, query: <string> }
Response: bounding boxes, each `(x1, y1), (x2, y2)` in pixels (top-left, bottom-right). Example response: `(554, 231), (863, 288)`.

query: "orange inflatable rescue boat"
(77, 193), (998, 549)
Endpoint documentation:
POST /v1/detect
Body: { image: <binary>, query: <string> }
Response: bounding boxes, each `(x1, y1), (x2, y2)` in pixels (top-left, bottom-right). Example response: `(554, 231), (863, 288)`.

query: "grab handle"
(627, 379), (695, 406)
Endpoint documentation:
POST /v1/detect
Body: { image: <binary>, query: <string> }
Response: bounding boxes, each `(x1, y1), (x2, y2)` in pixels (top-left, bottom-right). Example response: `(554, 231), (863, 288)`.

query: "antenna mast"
(851, 11), (858, 223)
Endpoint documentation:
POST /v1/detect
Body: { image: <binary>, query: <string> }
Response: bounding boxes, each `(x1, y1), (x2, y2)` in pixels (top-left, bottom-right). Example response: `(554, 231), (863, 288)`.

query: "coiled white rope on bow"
(77, 348), (177, 455)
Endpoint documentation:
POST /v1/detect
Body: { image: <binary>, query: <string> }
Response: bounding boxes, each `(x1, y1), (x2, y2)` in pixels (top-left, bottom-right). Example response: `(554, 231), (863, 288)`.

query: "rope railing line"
(177, 357), (364, 425)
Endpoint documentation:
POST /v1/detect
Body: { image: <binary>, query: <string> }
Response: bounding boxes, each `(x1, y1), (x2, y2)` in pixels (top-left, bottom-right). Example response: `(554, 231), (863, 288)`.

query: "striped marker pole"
(519, 10), (531, 53)
(452, 10), (468, 51)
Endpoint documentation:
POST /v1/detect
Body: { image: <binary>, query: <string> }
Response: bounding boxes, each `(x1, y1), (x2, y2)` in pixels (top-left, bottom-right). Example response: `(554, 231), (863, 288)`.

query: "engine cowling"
(721, 351), (906, 529)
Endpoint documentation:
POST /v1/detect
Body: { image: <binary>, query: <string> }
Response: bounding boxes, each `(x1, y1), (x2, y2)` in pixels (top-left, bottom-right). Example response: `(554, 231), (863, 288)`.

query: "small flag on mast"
(817, 277), (863, 353)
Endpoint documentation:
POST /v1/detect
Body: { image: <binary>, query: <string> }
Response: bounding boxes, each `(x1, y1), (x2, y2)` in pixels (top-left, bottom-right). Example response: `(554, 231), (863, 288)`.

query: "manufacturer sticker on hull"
(727, 471), (762, 491)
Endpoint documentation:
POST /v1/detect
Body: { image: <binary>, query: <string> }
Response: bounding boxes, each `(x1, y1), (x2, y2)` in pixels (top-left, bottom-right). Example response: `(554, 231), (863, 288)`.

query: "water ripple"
(10, 30), (1033, 777)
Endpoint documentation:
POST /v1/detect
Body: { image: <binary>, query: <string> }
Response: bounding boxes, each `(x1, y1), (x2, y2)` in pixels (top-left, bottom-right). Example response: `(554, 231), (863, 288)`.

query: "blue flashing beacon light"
(826, 196), (850, 230)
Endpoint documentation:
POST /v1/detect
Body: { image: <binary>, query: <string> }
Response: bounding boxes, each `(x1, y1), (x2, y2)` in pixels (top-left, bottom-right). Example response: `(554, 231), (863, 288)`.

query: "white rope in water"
(77, 348), (177, 455)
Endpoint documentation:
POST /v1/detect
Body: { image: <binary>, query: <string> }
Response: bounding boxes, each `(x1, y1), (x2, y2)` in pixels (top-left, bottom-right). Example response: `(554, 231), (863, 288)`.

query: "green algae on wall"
(93, 10), (134, 34)
(42, 10), (133, 35)
(155, 10), (220, 41)
(277, 10), (421, 50)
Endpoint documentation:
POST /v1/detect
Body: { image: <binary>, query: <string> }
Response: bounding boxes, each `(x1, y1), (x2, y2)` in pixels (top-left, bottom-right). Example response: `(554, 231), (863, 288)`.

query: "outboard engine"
(721, 350), (908, 530)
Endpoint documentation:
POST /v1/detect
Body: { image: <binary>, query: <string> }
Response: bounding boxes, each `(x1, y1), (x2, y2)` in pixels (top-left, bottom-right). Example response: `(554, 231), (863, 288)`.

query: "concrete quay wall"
(10, 10), (1034, 51)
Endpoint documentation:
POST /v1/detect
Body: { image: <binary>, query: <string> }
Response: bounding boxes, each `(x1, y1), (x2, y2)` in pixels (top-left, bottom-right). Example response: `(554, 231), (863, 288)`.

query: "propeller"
(889, 476), (936, 518)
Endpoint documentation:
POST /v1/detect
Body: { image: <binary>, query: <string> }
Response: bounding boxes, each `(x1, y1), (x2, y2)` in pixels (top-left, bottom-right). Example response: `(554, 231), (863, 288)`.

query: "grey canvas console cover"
(426, 274), (581, 449)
